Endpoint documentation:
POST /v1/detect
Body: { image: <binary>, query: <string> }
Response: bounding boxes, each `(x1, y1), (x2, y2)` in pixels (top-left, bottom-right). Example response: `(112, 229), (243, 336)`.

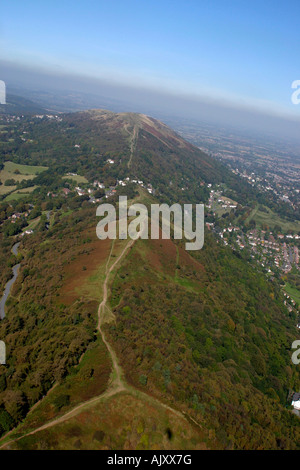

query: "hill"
(1, 106), (264, 208)
(0, 94), (47, 116)
(0, 107), (299, 449)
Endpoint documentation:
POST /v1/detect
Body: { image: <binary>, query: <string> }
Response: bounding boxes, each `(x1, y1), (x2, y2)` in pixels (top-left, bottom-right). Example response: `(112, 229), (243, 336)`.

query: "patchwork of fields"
(0, 161), (48, 199)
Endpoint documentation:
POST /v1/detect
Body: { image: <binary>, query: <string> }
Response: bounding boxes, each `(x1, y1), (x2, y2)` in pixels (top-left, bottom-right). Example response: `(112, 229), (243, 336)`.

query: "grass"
(63, 174), (88, 184)
(174, 277), (201, 292)
(4, 186), (38, 201)
(0, 161), (47, 195)
(284, 283), (300, 305)
(0, 339), (111, 444)
(58, 227), (130, 307)
(0, 213), (207, 451)
(2, 389), (206, 450)
(212, 202), (232, 217)
(60, 209), (74, 218)
(0, 231), (115, 445)
(22, 216), (40, 232)
(12, 186), (38, 193)
(3, 161), (48, 175)
(5, 192), (29, 201)
(219, 195), (238, 205)
(0, 185), (16, 195)
(246, 204), (300, 233)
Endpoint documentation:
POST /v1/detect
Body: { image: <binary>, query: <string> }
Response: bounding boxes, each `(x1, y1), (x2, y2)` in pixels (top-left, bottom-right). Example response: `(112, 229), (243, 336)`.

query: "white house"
(292, 393), (300, 410)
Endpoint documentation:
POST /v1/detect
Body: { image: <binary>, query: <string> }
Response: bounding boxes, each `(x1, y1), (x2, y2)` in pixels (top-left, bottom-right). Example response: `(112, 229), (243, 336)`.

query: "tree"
(0, 409), (14, 434)
(3, 390), (28, 423)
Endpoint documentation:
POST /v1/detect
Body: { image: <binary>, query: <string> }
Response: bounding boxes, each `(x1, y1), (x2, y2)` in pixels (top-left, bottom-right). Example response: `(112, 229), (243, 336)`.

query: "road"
(0, 242), (20, 319)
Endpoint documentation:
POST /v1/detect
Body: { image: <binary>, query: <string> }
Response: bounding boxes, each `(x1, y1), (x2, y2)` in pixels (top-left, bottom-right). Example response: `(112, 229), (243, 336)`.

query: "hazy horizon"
(1, 0), (300, 143)
(2, 59), (300, 145)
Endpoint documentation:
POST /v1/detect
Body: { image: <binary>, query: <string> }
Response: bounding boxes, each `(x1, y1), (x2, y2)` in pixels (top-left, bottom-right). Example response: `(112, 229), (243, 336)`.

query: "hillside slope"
(0, 94), (47, 115)
(4, 106), (252, 205)
(0, 192), (299, 449)
(0, 107), (299, 449)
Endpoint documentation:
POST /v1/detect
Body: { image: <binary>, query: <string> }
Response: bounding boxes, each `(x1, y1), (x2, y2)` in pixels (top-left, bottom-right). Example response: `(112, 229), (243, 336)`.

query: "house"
(93, 181), (105, 189)
(75, 187), (86, 196)
(292, 393), (300, 410)
(62, 188), (71, 196)
(11, 213), (22, 220)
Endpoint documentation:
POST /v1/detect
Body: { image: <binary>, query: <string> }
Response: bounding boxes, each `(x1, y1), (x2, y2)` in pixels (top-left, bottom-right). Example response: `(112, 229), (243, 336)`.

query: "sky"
(1, 1), (300, 124)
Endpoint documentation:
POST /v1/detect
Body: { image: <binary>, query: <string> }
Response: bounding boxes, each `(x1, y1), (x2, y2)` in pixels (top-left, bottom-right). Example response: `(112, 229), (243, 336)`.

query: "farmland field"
(63, 174), (88, 184)
(0, 161), (47, 197)
(246, 204), (300, 233)
(0, 161), (48, 186)
(2, 161), (48, 176)
(4, 186), (38, 201)
(285, 282), (300, 305)
(0, 184), (16, 195)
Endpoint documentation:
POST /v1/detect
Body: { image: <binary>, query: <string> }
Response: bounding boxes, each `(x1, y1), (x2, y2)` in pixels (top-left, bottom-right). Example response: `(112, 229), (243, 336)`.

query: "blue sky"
(1, 0), (300, 116)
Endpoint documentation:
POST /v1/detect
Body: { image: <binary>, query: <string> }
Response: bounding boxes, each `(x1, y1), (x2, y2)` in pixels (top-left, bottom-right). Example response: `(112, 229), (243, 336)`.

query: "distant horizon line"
(2, 59), (300, 145)
(2, 59), (300, 123)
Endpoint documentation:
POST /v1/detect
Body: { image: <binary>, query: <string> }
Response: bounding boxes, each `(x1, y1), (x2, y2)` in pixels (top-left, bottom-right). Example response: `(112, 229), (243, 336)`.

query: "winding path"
(97, 238), (135, 390)
(0, 238), (135, 447)
(0, 234), (202, 449)
(127, 125), (138, 169)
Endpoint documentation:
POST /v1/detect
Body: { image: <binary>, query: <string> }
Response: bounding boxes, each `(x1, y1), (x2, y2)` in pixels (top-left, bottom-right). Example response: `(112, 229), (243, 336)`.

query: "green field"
(211, 201), (232, 217)
(0, 161), (47, 189)
(2, 161), (48, 176)
(5, 186), (38, 201)
(246, 205), (300, 233)
(0, 184), (16, 195)
(63, 174), (88, 184)
(22, 215), (41, 232)
(0, 161), (47, 197)
(5, 192), (30, 202)
(284, 282), (300, 305)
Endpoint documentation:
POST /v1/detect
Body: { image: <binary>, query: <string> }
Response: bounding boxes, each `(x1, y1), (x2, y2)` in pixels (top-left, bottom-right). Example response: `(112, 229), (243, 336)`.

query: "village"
(48, 174), (155, 203)
(204, 184), (300, 323)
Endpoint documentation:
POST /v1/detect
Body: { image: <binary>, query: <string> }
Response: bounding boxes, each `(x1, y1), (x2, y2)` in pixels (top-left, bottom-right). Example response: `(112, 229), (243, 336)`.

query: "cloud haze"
(1, 60), (300, 143)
